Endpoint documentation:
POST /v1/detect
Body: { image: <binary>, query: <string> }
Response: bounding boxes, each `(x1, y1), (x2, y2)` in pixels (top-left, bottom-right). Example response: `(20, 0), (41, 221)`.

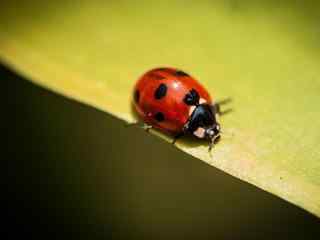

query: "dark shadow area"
(2, 63), (320, 240)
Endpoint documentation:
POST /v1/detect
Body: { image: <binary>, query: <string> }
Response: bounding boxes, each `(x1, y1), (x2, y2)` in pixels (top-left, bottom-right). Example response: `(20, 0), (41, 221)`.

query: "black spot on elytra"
(134, 90), (140, 103)
(154, 83), (167, 100)
(154, 112), (165, 122)
(175, 70), (189, 77)
(183, 89), (200, 105)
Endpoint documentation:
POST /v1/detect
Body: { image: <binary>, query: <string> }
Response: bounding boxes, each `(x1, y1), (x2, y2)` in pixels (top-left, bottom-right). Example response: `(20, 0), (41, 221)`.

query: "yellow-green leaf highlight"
(1, 0), (320, 216)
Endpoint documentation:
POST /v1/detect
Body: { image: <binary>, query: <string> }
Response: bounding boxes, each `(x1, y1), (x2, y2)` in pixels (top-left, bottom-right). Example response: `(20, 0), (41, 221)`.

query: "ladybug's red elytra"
(133, 67), (231, 151)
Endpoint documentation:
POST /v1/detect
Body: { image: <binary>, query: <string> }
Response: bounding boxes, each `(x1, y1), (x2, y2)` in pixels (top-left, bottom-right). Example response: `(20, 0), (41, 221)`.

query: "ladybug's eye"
(183, 89), (200, 105)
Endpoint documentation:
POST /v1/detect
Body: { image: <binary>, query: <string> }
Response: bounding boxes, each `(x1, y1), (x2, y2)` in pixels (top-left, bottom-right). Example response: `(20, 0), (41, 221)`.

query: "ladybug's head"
(185, 103), (221, 151)
(205, 124), (220, 139)
(205, 124), (221, 146)
(184, 95), (232, 151)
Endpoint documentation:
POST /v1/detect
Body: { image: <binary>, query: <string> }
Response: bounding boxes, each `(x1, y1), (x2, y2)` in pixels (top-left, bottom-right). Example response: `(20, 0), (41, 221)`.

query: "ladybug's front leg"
(208, 134), (221, 152)
(172, 124), (189, 145)
(208, 140), (214, 152)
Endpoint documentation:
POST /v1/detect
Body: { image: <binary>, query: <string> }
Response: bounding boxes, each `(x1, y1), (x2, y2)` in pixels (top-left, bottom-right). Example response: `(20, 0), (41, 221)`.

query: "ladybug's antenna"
(216, 98), (232, 106)
(219, 108), (233, 115)
(212, 98), (233, 116)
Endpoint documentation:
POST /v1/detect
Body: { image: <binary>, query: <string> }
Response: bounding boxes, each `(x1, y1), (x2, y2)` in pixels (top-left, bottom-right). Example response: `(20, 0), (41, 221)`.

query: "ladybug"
(133, 67), (230, 151)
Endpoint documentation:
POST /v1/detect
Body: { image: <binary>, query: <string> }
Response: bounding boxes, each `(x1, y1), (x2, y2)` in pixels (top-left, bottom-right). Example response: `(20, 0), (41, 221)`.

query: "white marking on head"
(207, 129), (214, 136)
(199, 98), (207, 104)
(193, 127), (205, 138)
(189, 106), (196, 116)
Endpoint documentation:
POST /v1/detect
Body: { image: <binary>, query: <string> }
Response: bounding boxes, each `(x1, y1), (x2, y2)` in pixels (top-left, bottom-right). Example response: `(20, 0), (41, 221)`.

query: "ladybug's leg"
(208, 140), (214, 152)
(208, 134), (221, 152)
(172, 124), (189, 145)
(125, 121), (140, 127)
(143, 124), (153, 132)
(125, 122), (153, 132)
(172, 132), (184, 145)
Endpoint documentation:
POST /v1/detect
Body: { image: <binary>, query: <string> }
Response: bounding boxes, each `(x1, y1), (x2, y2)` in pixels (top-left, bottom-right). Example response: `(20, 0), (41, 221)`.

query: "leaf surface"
(1, 0), (320, 216)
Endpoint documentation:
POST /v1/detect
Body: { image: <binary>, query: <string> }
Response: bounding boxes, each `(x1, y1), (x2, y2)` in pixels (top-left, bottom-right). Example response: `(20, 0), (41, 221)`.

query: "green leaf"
(1, 0), (320, 216)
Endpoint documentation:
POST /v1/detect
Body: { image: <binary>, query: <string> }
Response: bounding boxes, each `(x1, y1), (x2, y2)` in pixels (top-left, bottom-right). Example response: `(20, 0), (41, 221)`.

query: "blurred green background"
(1, 0), (320, 215)
(3, 64), (320, 239)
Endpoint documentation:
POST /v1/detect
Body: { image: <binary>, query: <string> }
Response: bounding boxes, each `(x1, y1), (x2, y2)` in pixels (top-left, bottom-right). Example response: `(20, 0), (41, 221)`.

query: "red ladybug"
(133, 67), (230, 150)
